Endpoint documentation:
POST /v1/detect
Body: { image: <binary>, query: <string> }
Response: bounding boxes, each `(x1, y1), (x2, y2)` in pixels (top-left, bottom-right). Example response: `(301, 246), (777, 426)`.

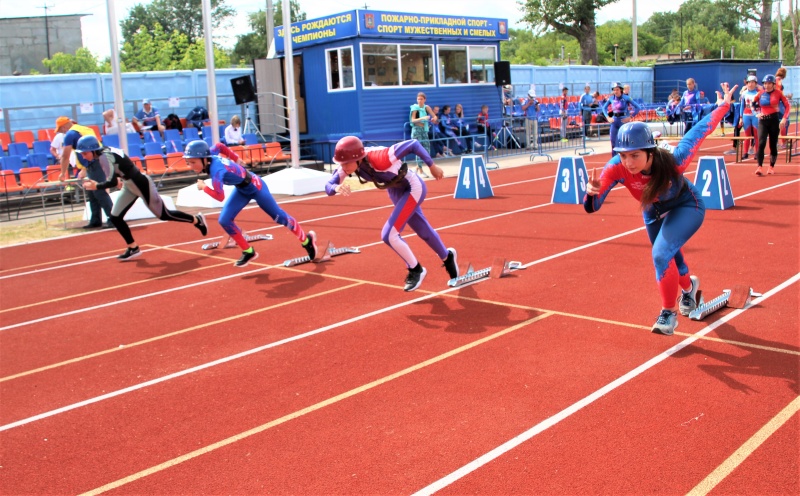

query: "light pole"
(613, 44), (618, 64)
(561, 45), (565, 61)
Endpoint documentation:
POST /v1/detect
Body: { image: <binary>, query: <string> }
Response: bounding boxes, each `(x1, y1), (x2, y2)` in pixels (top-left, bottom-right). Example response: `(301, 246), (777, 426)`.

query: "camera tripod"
(493, 119), (522, 149)
(241, 104), (266, 142)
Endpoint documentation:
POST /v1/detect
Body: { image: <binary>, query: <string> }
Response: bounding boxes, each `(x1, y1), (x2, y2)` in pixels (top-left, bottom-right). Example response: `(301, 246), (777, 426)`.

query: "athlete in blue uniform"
(586, 82), (738, 336)
(602, 82), (642, 157)
(183, 140), (317, 267)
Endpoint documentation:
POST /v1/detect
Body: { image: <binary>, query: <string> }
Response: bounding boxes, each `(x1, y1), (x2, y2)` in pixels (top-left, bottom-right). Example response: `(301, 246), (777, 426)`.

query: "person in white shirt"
(224, 115), (245, 145)
(50, 132), (75, 168)
(102, 109), (136, 135)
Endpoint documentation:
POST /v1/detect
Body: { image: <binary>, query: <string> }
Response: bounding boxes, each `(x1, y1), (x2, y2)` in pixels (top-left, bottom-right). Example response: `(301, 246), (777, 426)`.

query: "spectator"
(623, 84), (631, 97)
(602, 82), (642, 157)
(579, 84), (594, 137)
(186, 106), (209, 132)
(133, 99), (164, 133)
(453, 103), (479, 153)
(409, 92), (435, 177)
(162, 113), (183, 132)
(559, 86), (569, 141)
(428, 105), (446, 158)
(476, 104), (493, 148)
(677, 78), (702, 134)
(224, 115), (245, 145)
(102, 108), (136, 136)
(439, 105), (463, 154)
(521, 90), (540, 148)
(666, 94), (682, 125)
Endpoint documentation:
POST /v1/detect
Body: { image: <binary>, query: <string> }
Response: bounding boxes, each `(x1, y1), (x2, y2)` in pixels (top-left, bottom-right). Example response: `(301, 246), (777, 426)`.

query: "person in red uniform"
(751, 74), (791, 175)
(585, 82), (738, 336)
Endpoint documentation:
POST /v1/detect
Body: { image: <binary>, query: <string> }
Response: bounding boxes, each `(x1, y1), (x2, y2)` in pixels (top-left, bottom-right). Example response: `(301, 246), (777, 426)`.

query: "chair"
(131, 157), (145, 173)
(38, 129), (55, 142)
(126, 132), (142, 147)
(127, 145), (143, 160)
(32, 141), (54, 163)
(26, 153), (49, 171)
(0, 132), (11, 152)
(244, 144), (264, 166)
(1, 155), (24, 175)
(166, 153), (192, 173)
(242, 134), (260, 145)
(13, 130), (35, 148)
(183, 127), (200, 142)
(144, 155), (167, 176)
(0, 170), (24, 194)
(144, 142), (165, 156)
(164, 129), (182, 145)
(201, 125), (213, 139)
(263, 142), (291, 166)
(143, 130), (163, 144)
(18, 167), (46, 190)
(45, 165), (61, 182)
(8, 143), (30, 159)
(102, 134), (120, 149)
(165, 140), (184, 154)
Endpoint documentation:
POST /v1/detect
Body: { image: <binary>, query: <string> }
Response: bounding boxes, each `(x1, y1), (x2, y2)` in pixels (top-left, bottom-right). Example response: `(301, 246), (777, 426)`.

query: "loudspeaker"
(231, 75), (256, 105)
(494, 61), (511, 86)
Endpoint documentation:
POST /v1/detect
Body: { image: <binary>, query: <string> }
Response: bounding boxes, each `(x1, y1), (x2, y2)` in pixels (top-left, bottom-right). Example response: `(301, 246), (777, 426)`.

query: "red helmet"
(333, 136), (366, 163)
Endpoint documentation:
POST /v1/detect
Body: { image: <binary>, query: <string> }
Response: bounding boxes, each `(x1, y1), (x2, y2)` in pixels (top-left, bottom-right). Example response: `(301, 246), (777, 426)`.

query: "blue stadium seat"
(242, 134), (259, 145)
(143, 142), (165, 156)
(126, 132), (142, 147)
(143, 130), (163, 143)
(165, 139), (184, 154)
(127, 145), (143, 159)
(32, 140), (54, 163)
(164, 129), (182, 144)
(102, 134), (120, 149)
(26, 153), (49, 171)
(1, 155), (24, 174)
(183, 127), (200, 142)
(8, 143), (29, 159)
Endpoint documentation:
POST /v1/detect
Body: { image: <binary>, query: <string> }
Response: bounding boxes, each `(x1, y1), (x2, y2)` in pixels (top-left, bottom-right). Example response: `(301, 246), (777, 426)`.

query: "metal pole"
(266, 0), (274, 53)
(283, 0), (300, 168)
(106, 0), (127, 152)
(201, 0), (220, 143)
(778, 0), (784, 61)
(632, 0), (638, 61)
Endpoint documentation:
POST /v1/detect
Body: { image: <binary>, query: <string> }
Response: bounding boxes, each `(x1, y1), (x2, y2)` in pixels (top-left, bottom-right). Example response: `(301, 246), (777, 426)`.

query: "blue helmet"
(762, 74), (776, 84)
(183, 140), (211, 159)
(613, 122), (657, 153)
(611, 81), (624, 91)
(76, 135), (103, 153)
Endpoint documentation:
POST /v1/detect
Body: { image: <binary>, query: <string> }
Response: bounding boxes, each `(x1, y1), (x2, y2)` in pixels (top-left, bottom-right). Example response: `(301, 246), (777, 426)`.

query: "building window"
(468, 46), (496, 84)
(438, 46), (468, 85)
(361, 43), (434, 88)
(327, 46), (354, 91)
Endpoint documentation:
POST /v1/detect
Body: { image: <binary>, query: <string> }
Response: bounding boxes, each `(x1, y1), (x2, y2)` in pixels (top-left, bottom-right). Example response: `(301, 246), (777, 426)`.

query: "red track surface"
(1, 139), (798, 495)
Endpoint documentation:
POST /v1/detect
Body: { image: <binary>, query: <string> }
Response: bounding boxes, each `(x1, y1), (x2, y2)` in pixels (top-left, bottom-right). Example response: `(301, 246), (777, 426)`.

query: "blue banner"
(360, 10), (509, 41)
(275, 11), (358, 52)
(274, 9), (508, 53)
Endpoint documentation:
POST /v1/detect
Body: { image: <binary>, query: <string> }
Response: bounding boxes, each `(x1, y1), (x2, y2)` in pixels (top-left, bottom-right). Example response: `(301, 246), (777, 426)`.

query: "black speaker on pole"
(494, 61), (511, 86)
(231, 75), (256, 104)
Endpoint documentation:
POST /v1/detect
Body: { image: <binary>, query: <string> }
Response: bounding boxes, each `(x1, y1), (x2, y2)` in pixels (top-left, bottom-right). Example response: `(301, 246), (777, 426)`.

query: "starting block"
(551, 156), (589, 204)
(688, 284), (761, 321)
(202, 233), (273, 250)
(447, 257), (525, 287)
(283, 240), (360, 267)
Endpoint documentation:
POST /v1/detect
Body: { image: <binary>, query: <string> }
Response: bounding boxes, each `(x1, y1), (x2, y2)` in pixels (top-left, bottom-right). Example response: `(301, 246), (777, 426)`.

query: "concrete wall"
(0, 15), (85, 76)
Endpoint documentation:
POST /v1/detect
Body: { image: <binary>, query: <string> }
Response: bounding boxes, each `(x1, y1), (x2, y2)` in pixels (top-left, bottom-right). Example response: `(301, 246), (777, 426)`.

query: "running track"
(0, 139), (798, 495)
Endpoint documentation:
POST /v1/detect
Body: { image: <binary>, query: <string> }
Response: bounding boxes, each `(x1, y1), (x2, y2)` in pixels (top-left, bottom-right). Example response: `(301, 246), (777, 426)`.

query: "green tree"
(121, 0), (234, 46)
(42, 47), (109, 74)
(232, 0), (307, 64)
(120, 23), (229, 71)
(595, 20), (664, 64)
(519, 0), (617, 65)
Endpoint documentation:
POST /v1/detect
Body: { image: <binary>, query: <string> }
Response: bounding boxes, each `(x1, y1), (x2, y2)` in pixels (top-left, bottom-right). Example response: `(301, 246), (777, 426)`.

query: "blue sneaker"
(652, 309), (678, 336)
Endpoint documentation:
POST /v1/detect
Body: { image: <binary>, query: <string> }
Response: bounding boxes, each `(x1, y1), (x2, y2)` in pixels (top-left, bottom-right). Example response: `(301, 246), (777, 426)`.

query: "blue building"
(272, 9), (509, 145)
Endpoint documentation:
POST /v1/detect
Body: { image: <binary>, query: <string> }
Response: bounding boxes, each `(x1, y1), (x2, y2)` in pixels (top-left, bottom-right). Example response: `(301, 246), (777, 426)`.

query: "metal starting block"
(202, 233), (273, 250)
(688, 284), (761, 321)
(283, 241), (360, 267)
(447, 257), (525, 287)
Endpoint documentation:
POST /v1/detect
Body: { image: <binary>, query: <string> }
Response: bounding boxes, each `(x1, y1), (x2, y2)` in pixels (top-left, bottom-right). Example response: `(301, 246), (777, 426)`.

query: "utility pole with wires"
(39, 2), (54, 70)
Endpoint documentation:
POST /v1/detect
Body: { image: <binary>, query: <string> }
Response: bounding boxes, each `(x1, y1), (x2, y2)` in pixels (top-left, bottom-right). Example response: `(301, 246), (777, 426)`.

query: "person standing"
(559, 86), (570, 142)
(585, 82), (738, 336)
(76, 136), (208, 260)
(579, 84), (594, 138)
(739, 75), (760, 160)
(677, 78), (702, 134)
(602, 82), (642, 157)
(521, 90), (540, 148)
(184, 140), (318, 267)
(325, 136), (458, 291)
(409, 92), (435, 178)
(752, 74), (791, 175)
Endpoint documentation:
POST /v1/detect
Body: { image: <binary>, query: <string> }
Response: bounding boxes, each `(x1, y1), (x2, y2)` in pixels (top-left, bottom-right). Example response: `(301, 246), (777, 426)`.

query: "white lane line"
(412, 272), (800, 496)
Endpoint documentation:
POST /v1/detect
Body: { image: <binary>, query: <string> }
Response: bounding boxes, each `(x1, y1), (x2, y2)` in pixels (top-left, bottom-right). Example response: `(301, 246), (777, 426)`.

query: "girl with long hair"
(585, 82), (737, 336)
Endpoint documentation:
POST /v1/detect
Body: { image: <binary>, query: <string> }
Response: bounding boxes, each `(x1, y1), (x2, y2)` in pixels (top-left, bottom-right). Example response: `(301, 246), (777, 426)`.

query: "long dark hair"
(640, 147), (680, 206)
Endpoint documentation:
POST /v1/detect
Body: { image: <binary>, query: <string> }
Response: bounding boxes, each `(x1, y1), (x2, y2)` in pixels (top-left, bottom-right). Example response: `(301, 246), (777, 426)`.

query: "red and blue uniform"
(739, 88), (760, 156)
(325, 139), (447, 269)
(752, 88), (791, 168)
(202, 155), (307, 248)
(585, 103), (730, 309)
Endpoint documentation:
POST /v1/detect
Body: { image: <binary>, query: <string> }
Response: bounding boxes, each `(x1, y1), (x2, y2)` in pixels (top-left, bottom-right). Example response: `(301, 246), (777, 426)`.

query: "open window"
(326, 46), (354, 91)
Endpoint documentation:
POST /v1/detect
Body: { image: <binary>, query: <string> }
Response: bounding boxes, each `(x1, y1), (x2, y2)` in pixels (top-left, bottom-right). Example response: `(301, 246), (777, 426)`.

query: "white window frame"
(325, 45), (355, 92)
(360, 42), (436, 89)
(466, 45), (497, 85)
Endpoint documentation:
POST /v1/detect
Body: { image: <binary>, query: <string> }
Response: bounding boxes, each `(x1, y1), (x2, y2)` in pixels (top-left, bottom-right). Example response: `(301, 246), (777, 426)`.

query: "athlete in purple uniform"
(602, 82), (642, 157)
(326, 137), (458, 291)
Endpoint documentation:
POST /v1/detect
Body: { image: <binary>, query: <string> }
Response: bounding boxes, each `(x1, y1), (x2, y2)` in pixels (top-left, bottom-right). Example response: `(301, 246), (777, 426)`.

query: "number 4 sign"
(696, 157), (734, 210)
(454, 155), (494, 199)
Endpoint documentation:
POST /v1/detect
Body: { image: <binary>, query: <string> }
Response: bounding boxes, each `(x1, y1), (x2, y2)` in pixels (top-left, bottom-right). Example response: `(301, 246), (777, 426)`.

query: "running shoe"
(652, 309), (678, 336)
(118, 246), (141, 261)
(754, 166), (763, 176)
(678, 275), (700, 316)
(767, 167), (775, 175)
(442, 248), (459, 280)
(303, 230), (318, 261)
(404, 264), (427, 292)
(235, 248), (258, 267)
(195, 213), (208, 236)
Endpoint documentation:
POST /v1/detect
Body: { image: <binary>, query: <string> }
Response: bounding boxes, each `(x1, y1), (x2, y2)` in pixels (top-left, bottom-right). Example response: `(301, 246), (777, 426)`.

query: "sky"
(1, 0), (688, 60)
